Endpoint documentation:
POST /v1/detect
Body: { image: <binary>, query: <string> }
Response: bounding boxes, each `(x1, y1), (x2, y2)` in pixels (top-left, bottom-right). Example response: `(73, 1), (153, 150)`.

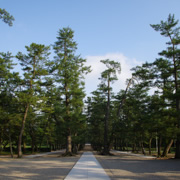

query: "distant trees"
(150, 14), (180, 158)
(0, 10), (16, 158)
(87, 14), (180, 159)
(128, 14), (180, 158)
(0, 11), (180, 159)
(87, 59), (121, 154)
(0, 52), (19, 157)
(0, 11), (16, 157)
(86, 90), (106, 151)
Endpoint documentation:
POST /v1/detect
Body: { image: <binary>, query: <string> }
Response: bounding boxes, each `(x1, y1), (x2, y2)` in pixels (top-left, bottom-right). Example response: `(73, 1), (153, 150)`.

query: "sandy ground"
(0, 152), (81, 180)
(95, 151), (180, 180)
(1, 148), (180, 180)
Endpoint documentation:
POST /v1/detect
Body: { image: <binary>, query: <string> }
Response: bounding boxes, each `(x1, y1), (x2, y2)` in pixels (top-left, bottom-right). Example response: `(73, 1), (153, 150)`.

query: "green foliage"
(52, 27), (91, 153)
(1, 13), (180, 158)
(0, 52), (20, 152)
(15, 43), (51, 157)
(87, 59), (121, 154)
(0, 8), (15, 26)
(86, 91), (106, 151)
(150, 14), (180, 40)
(100, 59), (121, 83)
(150, 14), (180, 158)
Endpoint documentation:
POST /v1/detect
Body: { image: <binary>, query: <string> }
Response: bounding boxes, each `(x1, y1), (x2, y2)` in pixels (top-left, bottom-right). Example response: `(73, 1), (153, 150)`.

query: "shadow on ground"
(96, 152), (180, 180)
(0, 153), (81, 180)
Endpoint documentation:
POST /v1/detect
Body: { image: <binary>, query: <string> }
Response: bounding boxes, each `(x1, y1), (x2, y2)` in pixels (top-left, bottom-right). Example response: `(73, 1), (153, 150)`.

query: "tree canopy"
(0, 13), (180, 159)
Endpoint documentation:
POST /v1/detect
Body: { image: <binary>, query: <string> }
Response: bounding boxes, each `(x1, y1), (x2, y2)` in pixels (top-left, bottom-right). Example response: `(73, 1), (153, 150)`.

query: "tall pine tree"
(53, 27), (91, 154)
(151, 14), (180, 158)
(16, 43), (50, 157)
(99, 59), (121, 155)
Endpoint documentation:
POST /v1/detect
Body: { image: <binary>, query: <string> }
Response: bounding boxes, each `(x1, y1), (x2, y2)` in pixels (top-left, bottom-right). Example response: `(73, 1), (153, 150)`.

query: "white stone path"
(64, 152), (110, 180)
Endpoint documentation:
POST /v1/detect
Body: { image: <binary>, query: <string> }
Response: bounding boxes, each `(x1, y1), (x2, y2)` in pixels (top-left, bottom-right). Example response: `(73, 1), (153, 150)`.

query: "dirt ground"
(0, 149), (180, 180)
(95, 151), (180, 180)
(0, 153), (81, 180)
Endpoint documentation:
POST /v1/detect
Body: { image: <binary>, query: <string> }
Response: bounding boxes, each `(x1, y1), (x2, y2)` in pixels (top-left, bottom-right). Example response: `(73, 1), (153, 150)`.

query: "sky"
(1, 0), (180, 96)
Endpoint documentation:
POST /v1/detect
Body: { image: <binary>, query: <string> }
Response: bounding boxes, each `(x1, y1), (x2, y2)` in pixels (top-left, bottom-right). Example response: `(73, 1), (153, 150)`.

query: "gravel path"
(95, 151), (180, 180)
(0, 153), (81, 180)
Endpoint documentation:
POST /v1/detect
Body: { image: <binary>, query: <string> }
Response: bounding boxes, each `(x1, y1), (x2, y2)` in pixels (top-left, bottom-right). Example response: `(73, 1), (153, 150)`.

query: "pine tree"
(0, 8), (14, 26)
(151, 14), (180, 158)
(99, 59), (121, 155)
(16, 43), (50, 157)
(86, 90), (107, 151)
(52, 27), (91, 154)
(0, 52), (19, 156)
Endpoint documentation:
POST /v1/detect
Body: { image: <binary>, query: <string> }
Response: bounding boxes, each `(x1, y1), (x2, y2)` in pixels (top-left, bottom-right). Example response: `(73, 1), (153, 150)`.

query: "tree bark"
(141, 142), (146, 155)
(149, 137), (152, 155)
(31, 137), (35, 153)
(18, 104), (29, 158)
(162, 139), (173, 157)
(157, 136), (162, 157)
(66, 130), (72, 154)
(175, 138), (180, 158)
(63, 38), (72, 155)
(9, 132), (13, 158)
(22, 140), (26, 154)
(170, 39), (180, 158)
(0, 129), (2, 152)
(103, 79), (110, 155)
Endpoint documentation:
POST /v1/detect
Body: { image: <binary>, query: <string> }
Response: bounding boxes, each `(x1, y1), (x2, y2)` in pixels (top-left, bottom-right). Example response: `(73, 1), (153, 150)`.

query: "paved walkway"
(64, 152), (110, 180)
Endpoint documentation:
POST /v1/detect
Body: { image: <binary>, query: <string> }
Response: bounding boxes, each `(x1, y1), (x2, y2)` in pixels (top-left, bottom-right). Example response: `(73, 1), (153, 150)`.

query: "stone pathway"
(64, 152), (110, 180)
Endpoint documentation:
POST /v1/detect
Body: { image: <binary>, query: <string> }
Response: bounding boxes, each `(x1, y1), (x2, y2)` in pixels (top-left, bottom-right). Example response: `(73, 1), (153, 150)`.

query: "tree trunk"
(158, 136), (162, 157)
(117, 77), (133, 117)
(114, 138), (116, 150)
(66, 131), (72, 154)
(18, 104), (29, 158)
(103, 79), (110, 155)
(162, 139), (173, 157)
(126, 143), (128, 152)
(0, 129), (2, 152)
(171, 42), (180, 159)
(23, 141), (26, 154)
(72, 144), (78, 154)
(149, 138), (152, 155)
(9, 132), (13, 158)
(140, 142), (146, 155)
(132, 143), (136, 152)
(175, 137), (180, 158)
(32, 137), (35, 153)
(175, 103), (180, 158)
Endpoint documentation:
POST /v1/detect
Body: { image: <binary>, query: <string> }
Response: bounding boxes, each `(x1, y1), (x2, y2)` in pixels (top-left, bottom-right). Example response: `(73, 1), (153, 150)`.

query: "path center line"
(64, 151), (110, 180)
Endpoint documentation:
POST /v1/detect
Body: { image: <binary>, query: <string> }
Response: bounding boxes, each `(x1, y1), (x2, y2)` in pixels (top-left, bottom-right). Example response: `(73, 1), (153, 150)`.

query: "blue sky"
(1, 0), (180, 96)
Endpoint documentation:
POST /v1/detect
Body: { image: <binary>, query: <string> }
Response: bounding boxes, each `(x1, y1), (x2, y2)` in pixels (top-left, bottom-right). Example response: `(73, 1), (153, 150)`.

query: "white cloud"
(84, 52), (143, 96)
